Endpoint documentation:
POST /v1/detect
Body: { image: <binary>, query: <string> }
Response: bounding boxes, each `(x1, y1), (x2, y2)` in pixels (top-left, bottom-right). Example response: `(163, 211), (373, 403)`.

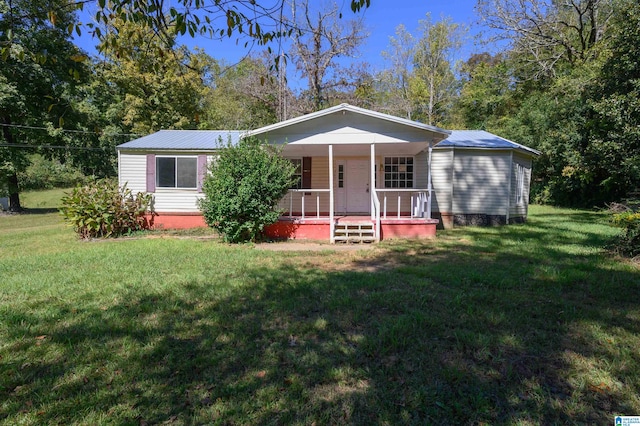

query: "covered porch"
(248, 104), (450, 242)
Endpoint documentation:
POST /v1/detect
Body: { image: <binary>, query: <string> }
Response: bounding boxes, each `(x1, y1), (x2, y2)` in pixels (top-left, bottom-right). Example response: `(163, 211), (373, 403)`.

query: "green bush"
(611, 209), (640, 258)
(198, 137), (297, 243)
(19, 154), (89, 190)
(60, 179), (153, 239)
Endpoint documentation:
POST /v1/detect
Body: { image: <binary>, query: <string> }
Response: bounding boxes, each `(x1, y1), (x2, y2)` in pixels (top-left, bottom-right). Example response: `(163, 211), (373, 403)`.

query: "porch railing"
(282, 187), (430, 226)
(375, 188), (431, 219)
(283, 189), (331, 218)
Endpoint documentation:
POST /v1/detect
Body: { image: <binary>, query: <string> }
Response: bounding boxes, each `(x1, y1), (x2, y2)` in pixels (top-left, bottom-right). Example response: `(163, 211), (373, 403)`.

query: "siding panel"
(452, 151), (509, 215)
(119, 154), (147, 193)
(430, 149), (453, 213)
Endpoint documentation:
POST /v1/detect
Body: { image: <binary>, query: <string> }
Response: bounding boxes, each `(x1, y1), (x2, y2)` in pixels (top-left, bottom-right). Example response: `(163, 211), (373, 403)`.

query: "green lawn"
(1, 190), (639, 425)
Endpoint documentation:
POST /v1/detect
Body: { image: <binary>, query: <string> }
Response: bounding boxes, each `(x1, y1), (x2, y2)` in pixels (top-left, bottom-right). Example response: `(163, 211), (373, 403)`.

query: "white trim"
(427, 140), (433, 219)
(506, 151), (513, 223)
(329, 145), (334, 244)
(516, 163), (525, 205)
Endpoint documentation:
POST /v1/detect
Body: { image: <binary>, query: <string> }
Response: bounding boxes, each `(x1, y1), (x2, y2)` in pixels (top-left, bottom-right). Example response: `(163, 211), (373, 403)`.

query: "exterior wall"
(508, 152), (533, 222)
(119, 153), (147, 193)
(452, 150), (510, 217)
(430, 148), (454, 227)
(118, 150), (210, 213)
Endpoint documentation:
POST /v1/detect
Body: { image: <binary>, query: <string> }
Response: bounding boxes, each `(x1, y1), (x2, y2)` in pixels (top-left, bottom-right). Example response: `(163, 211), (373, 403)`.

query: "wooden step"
(333, 235), (376, 243)
(333, 221), (376, 243)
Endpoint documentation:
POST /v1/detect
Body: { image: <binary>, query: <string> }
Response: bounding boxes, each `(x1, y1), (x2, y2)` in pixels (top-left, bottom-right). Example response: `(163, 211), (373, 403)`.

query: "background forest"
(1, 0), (638, 209)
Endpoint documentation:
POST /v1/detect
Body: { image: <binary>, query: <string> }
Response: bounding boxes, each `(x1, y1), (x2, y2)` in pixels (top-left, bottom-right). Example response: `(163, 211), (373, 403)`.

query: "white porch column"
(427, 139), (433, 219)
(370, 143), (376, 220)
(329, 144), (335, 243)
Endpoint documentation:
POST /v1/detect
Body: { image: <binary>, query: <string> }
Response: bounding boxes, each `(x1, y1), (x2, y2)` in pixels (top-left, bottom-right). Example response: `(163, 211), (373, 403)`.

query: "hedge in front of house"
(199, 137), (296, 243)
(60, 179), (153, 239)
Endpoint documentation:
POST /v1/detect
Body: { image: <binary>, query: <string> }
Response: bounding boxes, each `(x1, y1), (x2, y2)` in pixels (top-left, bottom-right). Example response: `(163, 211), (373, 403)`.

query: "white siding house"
(117, 106), (540, 237)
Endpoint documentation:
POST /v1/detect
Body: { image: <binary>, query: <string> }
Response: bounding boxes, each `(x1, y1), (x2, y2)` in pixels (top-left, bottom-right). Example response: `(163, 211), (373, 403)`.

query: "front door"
(345, 160), (370, 214)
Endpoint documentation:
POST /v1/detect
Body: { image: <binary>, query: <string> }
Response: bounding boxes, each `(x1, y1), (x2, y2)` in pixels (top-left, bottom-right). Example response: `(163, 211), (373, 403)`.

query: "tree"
(411, 14), (465, 126)
(202, 54), (288, 129)
(2, 1), (370, 68)
(97, 19), (213, 135)
(585, 0), (640, 201)
(290, 0), (368, 112)
(199, 137), (297, 243)
(477, 0), (614, 78)
(0, 0), (89, 211)
(451, 53), (513, 129)
(379, 24), (416, 119)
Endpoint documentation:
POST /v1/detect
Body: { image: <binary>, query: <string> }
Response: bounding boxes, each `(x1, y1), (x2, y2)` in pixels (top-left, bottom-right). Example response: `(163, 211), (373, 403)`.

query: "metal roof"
(439, 130), (541, 156)
(117, 130), (243, 150)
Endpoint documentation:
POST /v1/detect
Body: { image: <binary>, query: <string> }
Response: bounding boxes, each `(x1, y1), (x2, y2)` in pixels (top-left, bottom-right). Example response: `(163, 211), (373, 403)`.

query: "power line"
(0, 143), (111, 151)
(0, 122), (142, 137)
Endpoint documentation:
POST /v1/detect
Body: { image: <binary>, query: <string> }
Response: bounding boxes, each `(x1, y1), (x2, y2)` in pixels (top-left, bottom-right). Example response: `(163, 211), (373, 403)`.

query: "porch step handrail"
(370, 187), (381, 242)
(285, 189), (331, 219)
(374, 188), (431, 219)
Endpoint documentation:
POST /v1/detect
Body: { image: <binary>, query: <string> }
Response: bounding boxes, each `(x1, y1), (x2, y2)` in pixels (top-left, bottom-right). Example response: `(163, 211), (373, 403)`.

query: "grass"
(1, 189), (639, 425)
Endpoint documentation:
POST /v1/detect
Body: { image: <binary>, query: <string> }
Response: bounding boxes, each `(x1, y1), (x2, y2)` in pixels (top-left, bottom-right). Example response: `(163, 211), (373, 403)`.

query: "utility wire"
(0, 122), (142, 137)
(0, 143), (111, 151)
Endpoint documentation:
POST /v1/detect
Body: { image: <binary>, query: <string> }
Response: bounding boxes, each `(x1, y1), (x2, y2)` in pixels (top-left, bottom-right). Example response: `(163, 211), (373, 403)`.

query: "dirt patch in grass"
(254, 241), (377, 252)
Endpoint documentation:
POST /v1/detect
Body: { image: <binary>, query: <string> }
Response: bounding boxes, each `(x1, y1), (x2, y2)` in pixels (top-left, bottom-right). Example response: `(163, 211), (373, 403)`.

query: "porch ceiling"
(282, 141), (430, 157)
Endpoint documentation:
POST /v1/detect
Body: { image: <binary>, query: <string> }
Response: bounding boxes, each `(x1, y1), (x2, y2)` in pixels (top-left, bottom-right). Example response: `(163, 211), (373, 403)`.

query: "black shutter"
(302, 157), (312, 189)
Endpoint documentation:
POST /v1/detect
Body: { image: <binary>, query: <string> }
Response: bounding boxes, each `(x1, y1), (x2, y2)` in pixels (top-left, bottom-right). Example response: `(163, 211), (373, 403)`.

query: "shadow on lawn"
(2, 215), (639, 424)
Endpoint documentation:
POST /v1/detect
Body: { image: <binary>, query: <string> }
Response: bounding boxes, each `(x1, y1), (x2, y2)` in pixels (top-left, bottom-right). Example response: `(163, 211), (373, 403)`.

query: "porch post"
(427, 139), (433, 219)
(370, 143), (375, 220)
(329, 144), (335, 243)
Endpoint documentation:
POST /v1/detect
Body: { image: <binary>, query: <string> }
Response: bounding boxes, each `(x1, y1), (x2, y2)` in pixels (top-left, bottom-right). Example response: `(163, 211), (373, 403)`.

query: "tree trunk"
(8, 172), (21, 212)
(1, 115), (22, 211)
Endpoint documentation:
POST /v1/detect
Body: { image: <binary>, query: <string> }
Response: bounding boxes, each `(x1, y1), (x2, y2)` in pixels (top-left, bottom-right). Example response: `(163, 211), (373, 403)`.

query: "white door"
(345, 160), (370, 213)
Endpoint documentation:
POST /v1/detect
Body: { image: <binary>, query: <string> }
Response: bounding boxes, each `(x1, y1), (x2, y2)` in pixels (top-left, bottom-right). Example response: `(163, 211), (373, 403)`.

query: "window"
(516, 164), (525, 204)
(290, 158), (302, 189)
(338, 164), (344, 188)
(384, 157), (414, 188)
(156, 156), (198, 188)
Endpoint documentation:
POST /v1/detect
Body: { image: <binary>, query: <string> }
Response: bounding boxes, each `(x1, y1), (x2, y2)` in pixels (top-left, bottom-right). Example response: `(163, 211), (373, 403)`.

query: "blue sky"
(74, 0), (491, 83)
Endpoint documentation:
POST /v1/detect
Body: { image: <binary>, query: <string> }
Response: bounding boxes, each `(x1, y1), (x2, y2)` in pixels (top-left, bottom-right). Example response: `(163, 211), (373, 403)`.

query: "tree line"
(1, 0), (638, 209)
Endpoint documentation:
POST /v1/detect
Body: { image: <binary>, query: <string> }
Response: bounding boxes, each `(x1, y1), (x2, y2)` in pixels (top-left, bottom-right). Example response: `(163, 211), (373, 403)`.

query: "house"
(117, 104), (540, 242)
(431, 130), (540, 228)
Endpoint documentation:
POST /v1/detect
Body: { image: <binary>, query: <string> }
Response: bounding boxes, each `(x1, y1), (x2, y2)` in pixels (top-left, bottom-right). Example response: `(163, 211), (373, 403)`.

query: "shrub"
(611, 208), (640, 258)
(198, 137), (297, 243)
(60, 179), (153, 239)
(18, 154), (89, 190)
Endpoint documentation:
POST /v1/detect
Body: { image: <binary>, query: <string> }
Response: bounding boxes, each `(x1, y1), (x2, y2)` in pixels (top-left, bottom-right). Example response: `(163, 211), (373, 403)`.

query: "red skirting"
(146, 213), (206, 229)
(380, 219), (438, 239)
(146, 213), (438, 240)
(264, 219), (330, 240)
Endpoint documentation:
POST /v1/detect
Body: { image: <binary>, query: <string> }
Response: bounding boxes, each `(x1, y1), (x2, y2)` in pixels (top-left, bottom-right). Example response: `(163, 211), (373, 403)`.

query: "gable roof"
(247, 103), (451, 140)
(439, 130), (541, 156)
(117, 130), (243, 150)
